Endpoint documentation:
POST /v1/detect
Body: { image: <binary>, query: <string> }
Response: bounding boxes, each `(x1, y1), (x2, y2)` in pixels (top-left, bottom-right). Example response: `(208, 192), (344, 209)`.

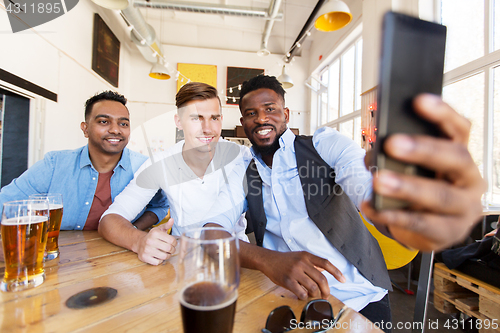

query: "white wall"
(127, 44), (310, 155)
(0, 1), (138, 159)
(361, 0), (420, 92)
(1, 3), (310, 160)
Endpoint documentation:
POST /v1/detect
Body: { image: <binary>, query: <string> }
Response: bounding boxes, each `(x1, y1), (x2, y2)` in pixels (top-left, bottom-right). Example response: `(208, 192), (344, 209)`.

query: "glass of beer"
(29, 193), (63, 260)
(1, 199), (49, 292)
(178, 227), (240, 333)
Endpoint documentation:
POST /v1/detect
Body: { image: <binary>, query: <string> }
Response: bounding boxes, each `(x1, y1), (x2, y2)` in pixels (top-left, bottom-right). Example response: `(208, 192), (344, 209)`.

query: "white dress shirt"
(212, 127), (387, 311)
(102, 138), (252, 238)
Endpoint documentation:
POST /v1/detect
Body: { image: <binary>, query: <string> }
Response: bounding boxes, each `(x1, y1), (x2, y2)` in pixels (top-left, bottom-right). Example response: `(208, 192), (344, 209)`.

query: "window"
(314, 38), (363, 146)
(492, 66), (500, 204)
(440, 0), (500, 205)
(441, 0), (484, 71)
(442, 73), (484, 170)
(328, 60), (339, 122)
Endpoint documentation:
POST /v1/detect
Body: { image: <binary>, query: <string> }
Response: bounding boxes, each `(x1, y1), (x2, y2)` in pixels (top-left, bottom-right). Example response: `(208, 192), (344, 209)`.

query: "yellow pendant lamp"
(314, 0), (352, 32)
(149, 60), (171, 80)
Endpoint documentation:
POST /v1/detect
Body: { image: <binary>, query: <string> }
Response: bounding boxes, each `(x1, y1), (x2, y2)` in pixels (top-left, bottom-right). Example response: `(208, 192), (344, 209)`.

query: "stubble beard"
(251, 124), (287, 157)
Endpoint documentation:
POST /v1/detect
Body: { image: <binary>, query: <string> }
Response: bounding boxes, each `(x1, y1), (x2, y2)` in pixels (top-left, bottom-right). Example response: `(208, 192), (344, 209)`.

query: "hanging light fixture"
(149, 60), (171, 80)
(278, 65), (293, 89)
(314, 0), (352, 32)
(90, 0), (129, 10)
(149, 9), (170, 80)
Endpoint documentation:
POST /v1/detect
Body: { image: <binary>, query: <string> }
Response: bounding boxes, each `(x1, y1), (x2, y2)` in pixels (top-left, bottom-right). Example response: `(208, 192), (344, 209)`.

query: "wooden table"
(0, 231), (379, 332)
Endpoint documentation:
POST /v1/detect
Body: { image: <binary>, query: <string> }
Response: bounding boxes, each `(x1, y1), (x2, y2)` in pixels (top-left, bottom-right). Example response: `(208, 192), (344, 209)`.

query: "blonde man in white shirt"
(98, 82), (251, 265)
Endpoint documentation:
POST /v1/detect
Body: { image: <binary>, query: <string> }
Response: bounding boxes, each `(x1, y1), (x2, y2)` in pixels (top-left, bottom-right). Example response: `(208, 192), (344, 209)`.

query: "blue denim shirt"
(0, 145), (169, 230)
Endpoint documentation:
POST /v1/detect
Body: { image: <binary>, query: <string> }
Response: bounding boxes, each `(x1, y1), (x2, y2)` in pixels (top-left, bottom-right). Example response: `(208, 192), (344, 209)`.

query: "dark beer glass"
(1, 199), (49, 292)
(29, 193), (63, 260)
(178, 227), (240, 333)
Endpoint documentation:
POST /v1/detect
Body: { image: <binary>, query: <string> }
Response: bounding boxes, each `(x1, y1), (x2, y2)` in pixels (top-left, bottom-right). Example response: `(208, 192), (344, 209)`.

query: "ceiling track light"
(283, 0), (351, 63)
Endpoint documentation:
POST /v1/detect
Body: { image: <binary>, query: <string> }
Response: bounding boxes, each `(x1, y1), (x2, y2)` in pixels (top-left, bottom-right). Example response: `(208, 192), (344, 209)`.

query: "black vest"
(244, 135), (392, 291)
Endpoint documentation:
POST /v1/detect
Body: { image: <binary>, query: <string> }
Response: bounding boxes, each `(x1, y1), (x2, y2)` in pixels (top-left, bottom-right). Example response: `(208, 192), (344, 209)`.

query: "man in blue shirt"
(0, 91), (168, 230)
(207, 75), (485, 331)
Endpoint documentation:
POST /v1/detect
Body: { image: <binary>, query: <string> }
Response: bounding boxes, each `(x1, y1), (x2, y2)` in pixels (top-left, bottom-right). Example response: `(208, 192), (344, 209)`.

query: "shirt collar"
(280, 127), (295, 149)
(115, 148), (131, 171)
(79, 144), (130, 171)
(79, 145), (92, 169)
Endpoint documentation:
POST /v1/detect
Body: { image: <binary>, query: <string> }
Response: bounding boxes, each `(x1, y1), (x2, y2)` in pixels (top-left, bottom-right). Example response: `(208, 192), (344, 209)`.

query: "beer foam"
(29, 203), (51, 210)
(48, 203), (63, 210)
(180, 282), (238, 311)
(2, 216), (48, 225)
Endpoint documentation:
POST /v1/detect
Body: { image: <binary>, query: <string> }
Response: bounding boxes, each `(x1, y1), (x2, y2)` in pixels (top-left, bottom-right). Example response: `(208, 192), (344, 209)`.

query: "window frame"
(440, 0), (500, 205)
(313, 35), (363, 145)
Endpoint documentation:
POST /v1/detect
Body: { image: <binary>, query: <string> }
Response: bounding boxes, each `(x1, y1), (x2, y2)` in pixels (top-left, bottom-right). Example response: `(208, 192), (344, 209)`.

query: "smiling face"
(240, 88), (289, 156)
(80, 100), (130, 156)
(175, 98), (222, 153)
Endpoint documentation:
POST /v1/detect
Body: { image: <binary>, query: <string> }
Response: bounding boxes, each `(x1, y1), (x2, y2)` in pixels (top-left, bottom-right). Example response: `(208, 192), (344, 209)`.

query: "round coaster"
(66, 287), (118, 309)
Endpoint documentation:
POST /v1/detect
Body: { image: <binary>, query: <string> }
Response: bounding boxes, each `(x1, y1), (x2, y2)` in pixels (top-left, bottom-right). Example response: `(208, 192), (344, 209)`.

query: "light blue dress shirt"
(212, 127), (387, 311)
(0, 145), (169, 230)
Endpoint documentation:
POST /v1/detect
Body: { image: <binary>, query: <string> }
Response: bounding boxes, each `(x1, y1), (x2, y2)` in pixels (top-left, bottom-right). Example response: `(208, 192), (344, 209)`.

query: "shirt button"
(282, 212), (287, 216)
(93, 177), (96, 180)
(77, 225), (81, 229)
(85, 202), (89, 205)
(287, 239), (292, 243)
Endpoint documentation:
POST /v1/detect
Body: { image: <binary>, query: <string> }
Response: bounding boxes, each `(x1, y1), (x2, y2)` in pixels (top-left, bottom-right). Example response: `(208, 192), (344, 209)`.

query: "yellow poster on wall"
(176, 63), (217, 92)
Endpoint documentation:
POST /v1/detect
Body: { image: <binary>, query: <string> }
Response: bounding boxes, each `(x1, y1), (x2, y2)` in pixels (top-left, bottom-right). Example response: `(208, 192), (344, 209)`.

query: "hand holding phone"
(371, 12), (447, 210)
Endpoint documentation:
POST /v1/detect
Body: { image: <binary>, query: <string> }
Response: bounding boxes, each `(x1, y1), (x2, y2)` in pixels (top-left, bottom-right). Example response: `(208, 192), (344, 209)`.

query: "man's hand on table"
(241, 241), (345, 300)
(262, 251), (345, 300)
(134, 218), (177, 265)
(205, 221), (345, 301)
(361, 94), (486, 252)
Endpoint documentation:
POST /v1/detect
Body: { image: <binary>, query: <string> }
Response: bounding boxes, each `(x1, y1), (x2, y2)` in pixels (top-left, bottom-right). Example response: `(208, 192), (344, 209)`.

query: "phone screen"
(371, 12), (447, 210)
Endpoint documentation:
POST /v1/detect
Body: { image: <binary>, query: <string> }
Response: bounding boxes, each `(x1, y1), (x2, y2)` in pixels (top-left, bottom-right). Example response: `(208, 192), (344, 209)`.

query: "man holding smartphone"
(206, 75), (485, 332)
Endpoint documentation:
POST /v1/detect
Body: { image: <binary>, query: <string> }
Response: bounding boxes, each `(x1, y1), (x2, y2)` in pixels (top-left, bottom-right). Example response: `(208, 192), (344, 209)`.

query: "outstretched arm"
(361, 94), (486, 252)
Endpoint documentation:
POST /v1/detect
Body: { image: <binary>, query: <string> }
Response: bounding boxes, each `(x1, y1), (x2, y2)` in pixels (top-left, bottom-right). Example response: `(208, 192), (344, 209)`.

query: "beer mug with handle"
(1, 199), (49, 292)
(178, 227), (240, 333)
(29, 193), (63, 260)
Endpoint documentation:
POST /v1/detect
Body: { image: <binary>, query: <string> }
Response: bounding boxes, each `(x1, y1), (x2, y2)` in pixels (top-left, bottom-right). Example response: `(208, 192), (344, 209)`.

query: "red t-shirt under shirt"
(83, 170), (113, 231)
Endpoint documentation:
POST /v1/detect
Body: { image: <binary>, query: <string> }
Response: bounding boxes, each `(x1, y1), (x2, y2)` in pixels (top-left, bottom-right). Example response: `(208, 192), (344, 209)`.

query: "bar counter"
(0, 231), (381, 332)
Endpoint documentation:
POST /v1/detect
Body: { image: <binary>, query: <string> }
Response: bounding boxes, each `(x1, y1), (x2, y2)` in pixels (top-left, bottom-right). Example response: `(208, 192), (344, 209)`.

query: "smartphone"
(371, 12), (447, 211)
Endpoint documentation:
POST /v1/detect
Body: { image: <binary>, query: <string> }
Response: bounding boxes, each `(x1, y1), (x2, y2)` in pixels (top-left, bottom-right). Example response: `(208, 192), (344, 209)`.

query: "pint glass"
(178, 227), (240, 333)
(1, 199), (49, 292)
(29, 194), (63, 260)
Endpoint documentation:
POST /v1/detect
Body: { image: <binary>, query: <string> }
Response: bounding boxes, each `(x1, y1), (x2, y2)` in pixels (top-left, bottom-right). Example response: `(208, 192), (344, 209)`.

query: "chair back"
(361, 214), (418, 270)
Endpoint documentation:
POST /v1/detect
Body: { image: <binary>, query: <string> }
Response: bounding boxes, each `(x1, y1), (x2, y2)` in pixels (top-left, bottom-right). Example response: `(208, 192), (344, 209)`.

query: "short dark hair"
(84, 91), (127, 121)
(176, 82), (221, 111)
(238, 75), (286, 110)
